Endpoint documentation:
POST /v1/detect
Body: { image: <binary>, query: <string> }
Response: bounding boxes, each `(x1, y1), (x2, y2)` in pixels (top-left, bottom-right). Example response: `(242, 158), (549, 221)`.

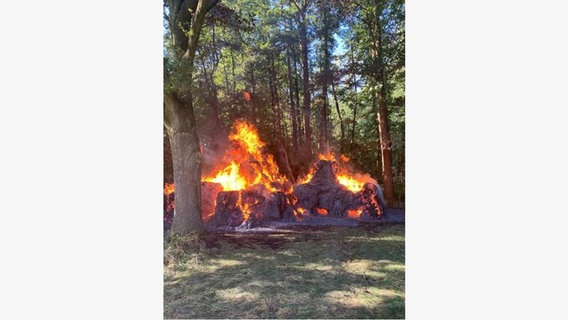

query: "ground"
(164, 223), (405, 319)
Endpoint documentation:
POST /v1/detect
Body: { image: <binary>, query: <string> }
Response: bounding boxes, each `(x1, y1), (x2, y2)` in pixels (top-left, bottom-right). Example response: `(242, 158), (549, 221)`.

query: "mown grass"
(164, 225), (405, 319)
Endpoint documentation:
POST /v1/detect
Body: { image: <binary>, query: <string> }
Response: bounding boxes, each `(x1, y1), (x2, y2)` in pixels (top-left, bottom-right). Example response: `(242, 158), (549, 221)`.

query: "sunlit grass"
(164, 225), (405, 319)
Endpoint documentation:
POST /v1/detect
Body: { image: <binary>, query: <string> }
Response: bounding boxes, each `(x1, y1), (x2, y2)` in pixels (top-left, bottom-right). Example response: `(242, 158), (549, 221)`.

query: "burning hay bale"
(205, 159), (385, 229)
(206, 188), (295, 229)
(294, 160), (384, 219)
(207, 191), (245, 228)
(165, 121), (389, 233)
(358, 182), (386, 219)
(201, 181), (223, 222)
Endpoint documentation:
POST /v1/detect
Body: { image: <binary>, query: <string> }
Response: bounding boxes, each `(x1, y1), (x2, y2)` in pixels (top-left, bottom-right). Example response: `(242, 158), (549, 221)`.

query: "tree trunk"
(164, 92), (204, 234)
(319, 3), (330, 153)
(269, 53), (283, 137)
(164, 0), (216, 235)
(299, 20), (312, 160)
(199, 55), (221, 132)
(350, 102), (357, 157)
(349, 44), (357, 157)
(376, 84), (394, 205)
(230, 48), (236, 94)
(371, 0), (395, 205)
(286, 46), (299, 151)
(207, 25), (221, 130)
(249, 65), (258, 126)
(331, 79), (345, 153)
(293, 46), (303, 146)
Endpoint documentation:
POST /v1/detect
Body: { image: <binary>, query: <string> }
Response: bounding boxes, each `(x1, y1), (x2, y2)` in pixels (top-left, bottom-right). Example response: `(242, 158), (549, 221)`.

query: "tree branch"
(289, 0), (301, 12)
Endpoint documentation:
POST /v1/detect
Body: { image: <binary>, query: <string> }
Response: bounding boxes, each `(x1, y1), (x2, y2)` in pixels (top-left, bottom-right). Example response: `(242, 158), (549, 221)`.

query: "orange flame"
(347, 209), (363, 218)
(164, 183), (175, 195)
(337, 175), (366, 193)
(166, 125), (374, 223)
(237, 192), (251, 221)
(204, 121), (286, 194)
(318, 152), (335, 161)
(202, 121), (288, 220)
(298, 153), (368, 193)
(204, 161), (248, 191)
(297, 171), (314, 185)
(296, 207), (308, 219)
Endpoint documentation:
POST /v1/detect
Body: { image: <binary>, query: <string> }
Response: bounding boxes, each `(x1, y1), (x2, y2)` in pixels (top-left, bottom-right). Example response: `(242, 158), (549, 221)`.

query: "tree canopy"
(163, 0), (405, 233)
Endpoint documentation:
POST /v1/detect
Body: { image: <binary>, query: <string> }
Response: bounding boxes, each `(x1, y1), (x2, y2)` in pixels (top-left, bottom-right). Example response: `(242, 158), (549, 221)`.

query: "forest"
(161, 0), (405, 317)
(164, 0), (404, 234)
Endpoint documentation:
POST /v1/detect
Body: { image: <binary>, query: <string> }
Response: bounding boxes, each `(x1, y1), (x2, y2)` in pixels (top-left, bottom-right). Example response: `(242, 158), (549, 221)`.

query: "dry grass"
(164, 225), (405, 319)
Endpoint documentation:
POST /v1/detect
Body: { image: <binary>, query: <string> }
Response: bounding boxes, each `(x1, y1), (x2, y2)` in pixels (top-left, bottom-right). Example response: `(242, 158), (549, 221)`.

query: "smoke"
(200, 135), (231, 176)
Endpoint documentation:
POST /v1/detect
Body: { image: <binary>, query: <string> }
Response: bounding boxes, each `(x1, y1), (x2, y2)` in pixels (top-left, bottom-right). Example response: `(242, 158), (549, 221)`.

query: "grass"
(164, 224), (405, 319)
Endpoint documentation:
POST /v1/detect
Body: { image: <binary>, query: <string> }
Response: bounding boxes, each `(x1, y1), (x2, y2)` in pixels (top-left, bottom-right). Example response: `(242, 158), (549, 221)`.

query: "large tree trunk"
(164, 0), (216, 234)
(164, 92), (204, 234)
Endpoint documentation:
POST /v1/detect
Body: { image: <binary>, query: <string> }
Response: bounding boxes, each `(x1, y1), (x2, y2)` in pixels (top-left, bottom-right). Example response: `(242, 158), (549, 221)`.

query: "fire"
(165, 122), (378, 225)
(203, 121), (286, 194)
(347, 209), (363, 218)
(164, 183), (176, 217)
(297, 172), (313, 185)
(296, 207), (308, 219)
(237, 192), (251, 221)
(164, 183), (175, 195)
(298, 153), (367, 193)
(204, 161), (247, 191)
(229, 121), (265, 156)
(202, 120), (288, 221)
(337, 175), (366, 193)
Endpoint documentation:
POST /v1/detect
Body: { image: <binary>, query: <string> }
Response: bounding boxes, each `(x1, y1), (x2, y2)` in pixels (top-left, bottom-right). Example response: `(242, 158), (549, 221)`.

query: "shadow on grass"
(164, 225), (405, 319)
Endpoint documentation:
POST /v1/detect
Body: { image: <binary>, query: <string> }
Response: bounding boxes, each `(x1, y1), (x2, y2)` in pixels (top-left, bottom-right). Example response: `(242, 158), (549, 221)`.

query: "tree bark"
(164, 0), (216, 234)
(200, 55), (221, 130)
(319, 2), (330, 153)
(164, 92), (204, 234)
(293, 46), (303, 146)
(286, 46), (299, 151)
(331, 78), (344, 153)
(350, 102), (357, 157)
(269, 52), (283, 137)
(349, 44), (357, 157)
(249, 65), (258, 126)
(299, 20), (312, 160)
(371, 0), (395, 205)
(376, 84), (394, 205)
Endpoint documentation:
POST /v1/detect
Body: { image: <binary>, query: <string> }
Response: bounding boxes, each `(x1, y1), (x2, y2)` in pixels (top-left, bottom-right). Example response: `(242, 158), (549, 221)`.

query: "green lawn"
(164, 224), (405, 319)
